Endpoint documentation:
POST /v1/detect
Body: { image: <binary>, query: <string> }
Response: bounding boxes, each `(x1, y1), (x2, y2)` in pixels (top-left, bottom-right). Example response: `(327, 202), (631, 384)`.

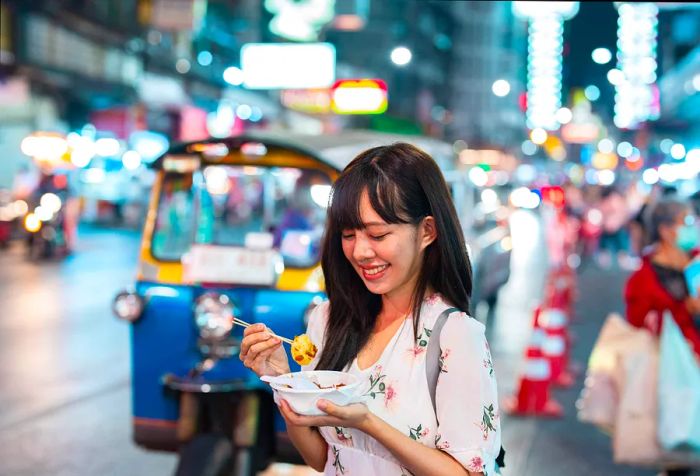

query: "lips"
(361, 264), (389, 281)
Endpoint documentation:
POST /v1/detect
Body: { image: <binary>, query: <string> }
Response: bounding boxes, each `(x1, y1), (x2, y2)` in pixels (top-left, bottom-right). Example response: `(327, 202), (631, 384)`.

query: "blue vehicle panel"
(130, 281), (325, 429)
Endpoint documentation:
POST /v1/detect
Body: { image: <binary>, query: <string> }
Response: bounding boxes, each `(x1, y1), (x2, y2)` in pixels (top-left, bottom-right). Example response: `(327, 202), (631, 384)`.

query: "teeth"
(365, 265), (388, 276)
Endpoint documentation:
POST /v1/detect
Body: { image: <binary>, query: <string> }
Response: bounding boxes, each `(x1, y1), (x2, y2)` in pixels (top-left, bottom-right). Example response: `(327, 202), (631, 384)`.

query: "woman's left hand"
(278, 399), (372, 432)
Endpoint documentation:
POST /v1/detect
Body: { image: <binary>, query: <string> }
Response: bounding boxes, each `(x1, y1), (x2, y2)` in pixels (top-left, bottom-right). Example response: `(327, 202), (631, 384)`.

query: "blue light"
(584, 85), (600, 101)
(197, 51), (213, 66)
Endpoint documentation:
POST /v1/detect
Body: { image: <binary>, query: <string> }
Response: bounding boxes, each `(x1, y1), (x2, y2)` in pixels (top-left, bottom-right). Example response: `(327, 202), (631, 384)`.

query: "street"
(0, 220), (665, 475)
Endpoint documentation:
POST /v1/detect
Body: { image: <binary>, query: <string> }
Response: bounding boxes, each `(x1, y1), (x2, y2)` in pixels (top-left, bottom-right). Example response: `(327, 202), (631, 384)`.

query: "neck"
(654, 241), (689, 269)
(379, 282), (435, 326)
(379, 293), (412, 325)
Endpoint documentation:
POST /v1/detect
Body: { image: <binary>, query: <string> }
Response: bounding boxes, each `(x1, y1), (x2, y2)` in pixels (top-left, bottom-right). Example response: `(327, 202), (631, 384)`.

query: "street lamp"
(390, 46), (412, 66)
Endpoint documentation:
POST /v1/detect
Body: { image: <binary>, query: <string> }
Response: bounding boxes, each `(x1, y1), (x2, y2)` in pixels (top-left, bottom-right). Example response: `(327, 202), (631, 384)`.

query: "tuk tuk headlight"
(194, 293), (234, 341)
(113, 290), (144, 322)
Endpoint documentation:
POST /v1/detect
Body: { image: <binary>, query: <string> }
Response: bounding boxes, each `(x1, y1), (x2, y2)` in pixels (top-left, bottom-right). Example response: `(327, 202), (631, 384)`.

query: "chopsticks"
(233, 317), (294, 345)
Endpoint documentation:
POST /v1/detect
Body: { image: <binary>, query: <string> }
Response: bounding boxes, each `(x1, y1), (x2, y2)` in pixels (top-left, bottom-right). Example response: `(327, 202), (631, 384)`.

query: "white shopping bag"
(658, 312), (700, 453)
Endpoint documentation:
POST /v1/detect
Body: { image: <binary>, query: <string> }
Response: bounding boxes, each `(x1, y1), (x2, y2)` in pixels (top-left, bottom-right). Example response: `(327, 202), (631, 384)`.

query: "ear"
(419, 216), (438, 250)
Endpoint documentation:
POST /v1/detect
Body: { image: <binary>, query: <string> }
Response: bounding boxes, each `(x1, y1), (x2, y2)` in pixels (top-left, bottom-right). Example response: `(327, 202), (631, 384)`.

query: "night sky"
(564, 2), (619, 117)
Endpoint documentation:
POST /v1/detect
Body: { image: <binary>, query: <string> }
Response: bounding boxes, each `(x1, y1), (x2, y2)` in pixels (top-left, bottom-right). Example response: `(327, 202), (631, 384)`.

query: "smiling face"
(340, 190), (435, 302)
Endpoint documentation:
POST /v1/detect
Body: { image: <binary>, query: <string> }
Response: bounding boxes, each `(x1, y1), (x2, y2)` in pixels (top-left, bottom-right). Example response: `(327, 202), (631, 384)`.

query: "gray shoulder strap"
(426, 307), (459, 416)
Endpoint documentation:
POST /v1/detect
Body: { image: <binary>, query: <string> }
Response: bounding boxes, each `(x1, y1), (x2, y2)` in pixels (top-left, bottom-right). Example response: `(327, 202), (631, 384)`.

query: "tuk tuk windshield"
(152, 166), (332, 267)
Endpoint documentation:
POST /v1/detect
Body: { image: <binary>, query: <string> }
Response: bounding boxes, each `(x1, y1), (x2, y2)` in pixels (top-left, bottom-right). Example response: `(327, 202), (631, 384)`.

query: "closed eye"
(370, 233), (389, 241)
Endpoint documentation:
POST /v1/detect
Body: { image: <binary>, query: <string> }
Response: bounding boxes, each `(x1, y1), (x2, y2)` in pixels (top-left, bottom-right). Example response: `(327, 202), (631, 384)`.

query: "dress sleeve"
(301, 300), (329, 372)
(434, 313), (501, 476)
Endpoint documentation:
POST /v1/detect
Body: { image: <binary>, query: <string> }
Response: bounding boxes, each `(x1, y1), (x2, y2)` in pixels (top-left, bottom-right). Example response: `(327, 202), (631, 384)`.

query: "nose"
(352, 233), (376, 262)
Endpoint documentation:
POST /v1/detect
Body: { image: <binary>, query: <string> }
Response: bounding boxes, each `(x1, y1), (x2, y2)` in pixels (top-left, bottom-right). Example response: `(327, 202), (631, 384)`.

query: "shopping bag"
(612, 342), (662, 465)
(576, 313), (627, 430)
(658, 312), (700, 452)
(577, 313), (657, 431)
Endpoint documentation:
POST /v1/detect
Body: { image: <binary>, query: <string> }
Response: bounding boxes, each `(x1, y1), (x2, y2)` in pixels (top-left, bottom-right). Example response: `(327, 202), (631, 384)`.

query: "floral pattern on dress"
(424, 292), (441, 306)
(409, 327), (432, 358)
(383, 381), (399, 411)
(363, 365), (387, 399)
(434, 433), (450, 450)
(439, 348), (451, 373)
(477, 404), (498, 441)
(466, 456), (485, 473)
(483, 341), (494, 377)
(334, 427), (352, 442)
(332, 445), (346, 475)
(408, 423), (430, 441)
(483, 355), (494, 377)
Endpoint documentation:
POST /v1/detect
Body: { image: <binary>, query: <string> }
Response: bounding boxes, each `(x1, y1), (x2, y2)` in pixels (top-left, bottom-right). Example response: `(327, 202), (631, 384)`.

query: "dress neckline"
(352, 316), (409, 372)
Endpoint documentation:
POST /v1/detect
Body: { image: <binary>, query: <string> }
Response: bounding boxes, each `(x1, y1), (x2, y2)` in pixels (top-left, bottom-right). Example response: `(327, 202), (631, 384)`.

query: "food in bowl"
(290, 334), (318, 365)
(268, 370), (362, 416)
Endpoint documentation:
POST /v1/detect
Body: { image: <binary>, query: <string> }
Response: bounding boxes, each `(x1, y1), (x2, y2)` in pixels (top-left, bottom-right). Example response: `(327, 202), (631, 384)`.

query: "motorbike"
(23, 191), (70, 259)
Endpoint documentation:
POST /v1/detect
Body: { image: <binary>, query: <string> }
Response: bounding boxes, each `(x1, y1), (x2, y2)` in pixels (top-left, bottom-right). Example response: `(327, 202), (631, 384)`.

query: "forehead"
(358, 190), (386, 225)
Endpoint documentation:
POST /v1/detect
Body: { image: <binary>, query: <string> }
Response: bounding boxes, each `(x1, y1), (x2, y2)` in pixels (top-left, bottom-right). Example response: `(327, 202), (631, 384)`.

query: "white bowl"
(269, 370), (362, 416)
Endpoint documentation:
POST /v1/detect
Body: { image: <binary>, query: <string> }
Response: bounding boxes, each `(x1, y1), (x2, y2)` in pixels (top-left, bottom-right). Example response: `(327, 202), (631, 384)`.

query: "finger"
(279, 399), (332, 427)
(243, 323), (267, 337)
(245, 342), (283, 369)
(316, 399), (343, 417)
(243, 339), (282, 369)
(239, 331), (275, 360)
(278, 399), (303, 424)
(243, 337), (281, 363)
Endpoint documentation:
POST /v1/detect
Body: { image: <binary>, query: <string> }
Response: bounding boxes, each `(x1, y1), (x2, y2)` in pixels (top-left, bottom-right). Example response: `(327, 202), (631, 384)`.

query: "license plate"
(184, 244), (282, 286)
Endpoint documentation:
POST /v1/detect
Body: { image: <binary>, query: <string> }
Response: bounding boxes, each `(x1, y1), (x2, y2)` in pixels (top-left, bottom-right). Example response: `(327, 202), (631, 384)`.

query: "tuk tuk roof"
(154, 129), (456, 173)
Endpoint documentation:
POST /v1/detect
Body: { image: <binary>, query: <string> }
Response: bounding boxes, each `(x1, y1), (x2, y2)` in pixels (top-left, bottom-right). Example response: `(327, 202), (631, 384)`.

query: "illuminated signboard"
(241, 43), (336, 90)
(280, 88), (332, 114)
(331, 79), (388, 115)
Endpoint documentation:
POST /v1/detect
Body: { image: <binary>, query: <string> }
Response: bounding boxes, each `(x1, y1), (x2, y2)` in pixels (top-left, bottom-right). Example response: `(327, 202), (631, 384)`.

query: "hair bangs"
(329, 161), (412, 231)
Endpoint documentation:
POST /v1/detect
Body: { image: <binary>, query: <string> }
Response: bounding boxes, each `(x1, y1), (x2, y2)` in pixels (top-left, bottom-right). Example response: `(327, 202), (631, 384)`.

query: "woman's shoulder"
(422, 293), (483, 332)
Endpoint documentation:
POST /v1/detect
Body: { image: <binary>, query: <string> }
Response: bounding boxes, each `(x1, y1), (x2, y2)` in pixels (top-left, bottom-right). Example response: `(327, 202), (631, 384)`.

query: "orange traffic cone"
(504, 309), (563, 418)
(545, 266), (576, 317)
(539, 307), (575, 387)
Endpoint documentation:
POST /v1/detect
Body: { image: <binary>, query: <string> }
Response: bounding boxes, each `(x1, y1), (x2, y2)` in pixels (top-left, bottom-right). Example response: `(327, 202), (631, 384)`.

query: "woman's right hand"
(239, 323), (291, 377)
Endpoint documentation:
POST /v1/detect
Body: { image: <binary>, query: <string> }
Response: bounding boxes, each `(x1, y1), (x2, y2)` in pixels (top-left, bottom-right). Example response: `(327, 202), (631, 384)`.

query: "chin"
(362, 280), (384, 294)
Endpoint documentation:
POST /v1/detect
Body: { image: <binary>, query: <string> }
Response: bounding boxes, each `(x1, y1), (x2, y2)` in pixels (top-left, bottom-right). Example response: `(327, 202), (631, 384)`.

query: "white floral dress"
(301, 294), (502, 476)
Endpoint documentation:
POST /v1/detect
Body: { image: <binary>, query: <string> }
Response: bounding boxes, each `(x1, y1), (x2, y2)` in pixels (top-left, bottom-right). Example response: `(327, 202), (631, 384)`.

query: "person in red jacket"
(624, 198), (700, 362)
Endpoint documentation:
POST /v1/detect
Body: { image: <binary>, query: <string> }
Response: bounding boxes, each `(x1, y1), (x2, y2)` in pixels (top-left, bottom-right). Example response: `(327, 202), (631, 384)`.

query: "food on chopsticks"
(290, 334), (318, 366)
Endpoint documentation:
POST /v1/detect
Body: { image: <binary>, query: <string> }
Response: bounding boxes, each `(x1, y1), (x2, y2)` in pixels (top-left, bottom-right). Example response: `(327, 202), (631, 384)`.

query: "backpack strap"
(426, 307), (507, 469)
(426, 307), (459, 415)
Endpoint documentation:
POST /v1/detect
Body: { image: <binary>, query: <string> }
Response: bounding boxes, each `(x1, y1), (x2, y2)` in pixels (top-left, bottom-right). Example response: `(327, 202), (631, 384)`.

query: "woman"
(240, 143), (502, 475)
(625, 198), (700, 360)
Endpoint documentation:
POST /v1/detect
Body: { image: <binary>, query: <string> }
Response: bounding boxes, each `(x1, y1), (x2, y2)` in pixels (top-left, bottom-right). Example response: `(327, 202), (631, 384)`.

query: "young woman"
(240, 143), (501, 475)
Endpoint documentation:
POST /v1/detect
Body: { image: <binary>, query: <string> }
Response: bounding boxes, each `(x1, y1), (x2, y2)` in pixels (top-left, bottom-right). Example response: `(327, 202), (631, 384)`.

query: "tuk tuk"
(112, 130), (510, 475)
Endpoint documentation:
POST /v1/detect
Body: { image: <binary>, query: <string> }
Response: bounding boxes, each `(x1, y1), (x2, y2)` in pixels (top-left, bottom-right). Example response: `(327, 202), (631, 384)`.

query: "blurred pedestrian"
(624, 198), (700, 476)
(625, 198), (700, 355)
(597, 186), (633, 269)
(240, 143), (503, 475)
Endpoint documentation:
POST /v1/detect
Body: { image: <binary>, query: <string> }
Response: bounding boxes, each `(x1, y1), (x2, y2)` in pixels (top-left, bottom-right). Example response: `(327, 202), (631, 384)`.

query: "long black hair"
(315, 143), (473, 371)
